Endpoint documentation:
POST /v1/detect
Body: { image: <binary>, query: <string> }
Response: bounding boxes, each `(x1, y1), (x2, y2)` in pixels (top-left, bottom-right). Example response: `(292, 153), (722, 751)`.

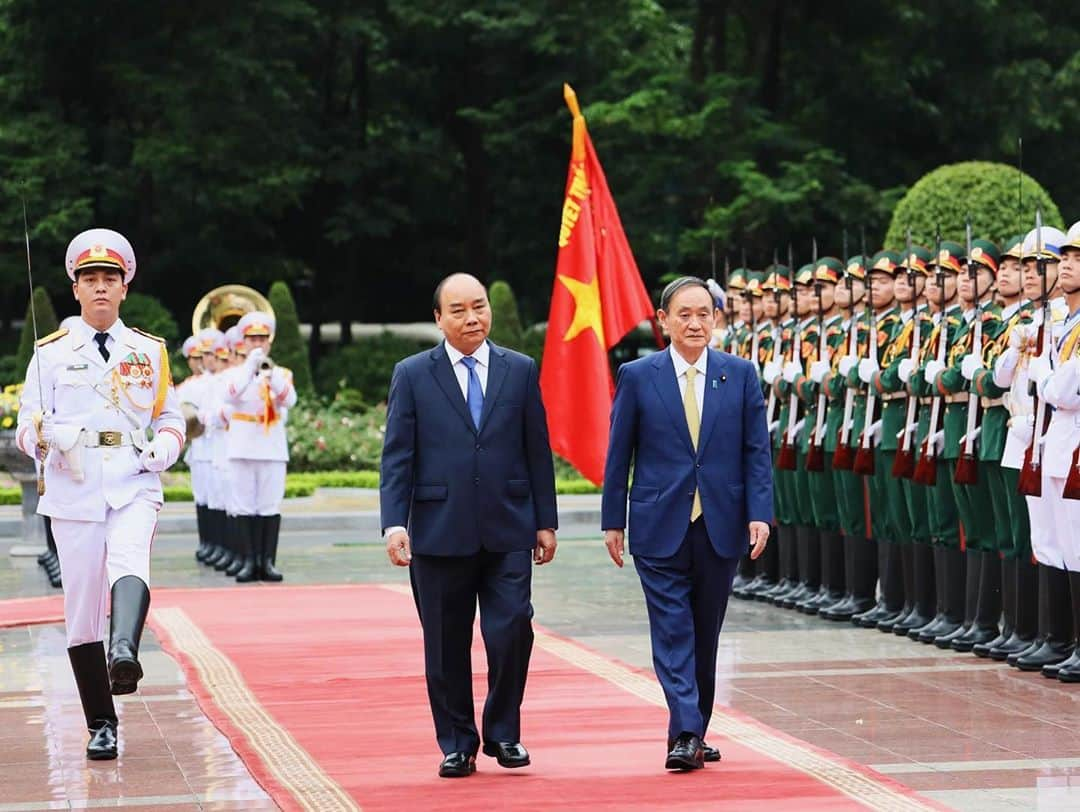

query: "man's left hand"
(748, 521), (770, 559)
(534, 529), (557, 565)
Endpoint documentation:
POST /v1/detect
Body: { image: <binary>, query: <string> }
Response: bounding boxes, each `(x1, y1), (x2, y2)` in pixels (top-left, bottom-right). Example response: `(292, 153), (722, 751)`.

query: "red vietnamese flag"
(540, 84), (655, 485)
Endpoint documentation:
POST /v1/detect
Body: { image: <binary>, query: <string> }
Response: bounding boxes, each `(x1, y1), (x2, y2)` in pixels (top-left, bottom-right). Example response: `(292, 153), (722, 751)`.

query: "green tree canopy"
(120, 292), (180, 346)
(15, 287), (58, 374)
(487, 280), (524, 349)
(268, 281), (313, 395)
(885, 163), (1064, 250)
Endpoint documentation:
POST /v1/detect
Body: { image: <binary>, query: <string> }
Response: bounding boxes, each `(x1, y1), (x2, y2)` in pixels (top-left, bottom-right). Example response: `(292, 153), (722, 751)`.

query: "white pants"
(1048, 477), (1080, 573)
(205, 459), (228, 512)
(190, 460), (208, 506)
(51, 496), (160, 647)
(1027, 468), (1074, 570)
(228, 459), (286, 516)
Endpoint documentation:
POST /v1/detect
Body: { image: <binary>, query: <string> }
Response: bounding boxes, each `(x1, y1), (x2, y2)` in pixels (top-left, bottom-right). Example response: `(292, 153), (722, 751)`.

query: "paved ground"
(2, 508), (1080, 810)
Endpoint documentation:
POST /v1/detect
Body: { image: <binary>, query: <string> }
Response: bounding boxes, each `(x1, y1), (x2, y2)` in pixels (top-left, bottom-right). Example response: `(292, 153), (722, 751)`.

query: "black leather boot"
(780, 526), (813, 609)
(896, 543), (935, 635)
(732, 553), (756, 598)
(854, 540), (895, 628)
(745, 526), (779, 598)
(976, 556), (1014, 657)
(952, 551), (1002, 652)
(927, 547), (966, 645)
(194, 504), (211, 563)
(1042, 569), (1078, 679)
(234, 516), (259, 582)
(108, 575), (150, 695)
(795, 528), (825, 613)
(68, 642), (118, 760)
(992, 556), (1038, 659)
(765, 525), (800, 604)
(210, 509), (235, 571)
(876, 541), (908, 632)
(912, 544), (948, 641)
(1015, 565), (1073, 671)
(261, 514), (284, 582)
(226, 515), (248, 577)
(1056, 572), (1080, 683)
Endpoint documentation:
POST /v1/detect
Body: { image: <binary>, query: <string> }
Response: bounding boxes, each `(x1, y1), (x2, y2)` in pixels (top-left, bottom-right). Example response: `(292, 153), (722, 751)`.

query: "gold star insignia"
(557, 272), (606, 346)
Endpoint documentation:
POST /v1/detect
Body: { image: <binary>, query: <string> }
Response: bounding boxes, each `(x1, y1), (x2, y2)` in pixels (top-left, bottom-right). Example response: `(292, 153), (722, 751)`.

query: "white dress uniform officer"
(16, 229), (185, 760)
(222, 311), (297, 581)
(177, 336), (210, 562)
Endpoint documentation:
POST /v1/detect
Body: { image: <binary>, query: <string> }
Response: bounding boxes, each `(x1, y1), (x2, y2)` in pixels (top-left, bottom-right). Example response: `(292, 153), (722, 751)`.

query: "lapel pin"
(720, 375), (727, 383)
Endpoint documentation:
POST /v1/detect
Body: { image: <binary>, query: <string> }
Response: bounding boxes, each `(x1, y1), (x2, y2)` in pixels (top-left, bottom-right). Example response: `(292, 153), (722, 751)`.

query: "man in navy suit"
(380, 273), (558, 778)
(602, 276), (773, 771)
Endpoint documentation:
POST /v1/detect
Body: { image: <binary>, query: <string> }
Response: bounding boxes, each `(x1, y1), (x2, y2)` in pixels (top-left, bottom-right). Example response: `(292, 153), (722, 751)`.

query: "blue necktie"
(461, 356), (484, 429)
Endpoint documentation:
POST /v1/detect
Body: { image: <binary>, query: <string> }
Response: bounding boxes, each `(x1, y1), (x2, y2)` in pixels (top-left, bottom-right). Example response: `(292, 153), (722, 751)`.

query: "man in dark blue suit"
(380, 273), (558, 778)
(602, 276), (773, 771)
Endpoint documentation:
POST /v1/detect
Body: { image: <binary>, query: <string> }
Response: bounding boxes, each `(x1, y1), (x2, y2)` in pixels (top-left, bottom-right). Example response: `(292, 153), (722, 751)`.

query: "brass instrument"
(192, 284), (274, 334)
(181, 402), (204, 439)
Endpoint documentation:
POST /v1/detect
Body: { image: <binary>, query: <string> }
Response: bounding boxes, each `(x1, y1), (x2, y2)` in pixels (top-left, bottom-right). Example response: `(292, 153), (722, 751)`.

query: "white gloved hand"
(924, 359), (946, 383)
(37, 411), (54, 446)
(1028, 355), (1051, 385)
(931, 429), (945, 454)
(762, 361), (781, 385)
(809, 360), (830, 383)
(960, 353), (981, 381)
(269, 366), (288, 390)
(1008, 324), (1031, 351)
(1007, 415), (1034, 447)
(245, 347), (266, 374)
(858, 358), (879, 384)
(898, 358), (915, 383)
(867, 419), (882, 441)
(767, 419), (780, 435)
(838, 356), (856, 377)
(783, 361), (801, 383)
(139, 437), (172, 473)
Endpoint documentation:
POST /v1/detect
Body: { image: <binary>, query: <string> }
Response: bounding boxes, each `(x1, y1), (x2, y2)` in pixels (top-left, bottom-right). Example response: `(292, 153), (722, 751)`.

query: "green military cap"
(868, 250), (901, 276)
(897, 245), (932, 275)
(794, 263), (816, 286)
(1000, 234), (1024, 260)
(929, 240), (965, 274)
(745, 270), (766, 297)
(814, 257), (844, 284)
(968, 239), (1001, 275)
(728, 268), (748, 290)
(844, 254), (867, 280)
(763, 264), (792, 292)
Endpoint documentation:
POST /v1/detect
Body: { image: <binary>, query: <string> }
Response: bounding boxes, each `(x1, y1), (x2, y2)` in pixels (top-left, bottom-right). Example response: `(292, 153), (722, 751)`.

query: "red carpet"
(128, 584), (937, 811)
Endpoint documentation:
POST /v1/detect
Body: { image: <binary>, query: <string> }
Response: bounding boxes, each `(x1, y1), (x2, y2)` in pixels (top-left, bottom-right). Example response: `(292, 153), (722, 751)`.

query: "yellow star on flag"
(557, 272), (606, 347)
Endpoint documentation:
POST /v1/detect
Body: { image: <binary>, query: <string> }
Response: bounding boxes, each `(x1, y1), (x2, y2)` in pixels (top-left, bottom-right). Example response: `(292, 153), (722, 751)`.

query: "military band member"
(195, 329), (231, 570)
(222, 312), (297, 581)
(178, 336), (209, 561)
(1039, 221), (1080, 682)
(994, 226), (1072, 670)
(16, 229), (185, 759)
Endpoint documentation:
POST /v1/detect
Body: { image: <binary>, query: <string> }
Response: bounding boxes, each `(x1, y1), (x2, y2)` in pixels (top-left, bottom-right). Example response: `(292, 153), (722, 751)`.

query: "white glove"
(858, 358), (879, 384)
(809, 360), (830, 383)
(1009, 324), (1030, 351)
(762, 361), (781, 385)
(867, 419), (882, 441)
(767, 419), (780, 435)
(898, 358), (915, 383)
(960, 353), (981, 381)
(1028, 355), (1051, 385)
(924, 359), (946, 383)
(783, 361), (801, 383)
(37, 411), (54, 446)
(1007, 415), (1034, 447)
(245, 347), (267, 374)
(838, 356), (856, 377)
(139, 437), (172, 473)
(269, 366), (288, 391)
(931, 429), (945, 454)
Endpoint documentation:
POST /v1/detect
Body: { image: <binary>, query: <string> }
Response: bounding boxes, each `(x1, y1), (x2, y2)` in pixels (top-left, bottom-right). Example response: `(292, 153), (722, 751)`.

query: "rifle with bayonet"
(913, 230), (947, 486)
(852, 231), (878, 475)
(765, 248), (781, 433)
(892, 227), (921, 479)
(1019, 207), (1050, 496)
(777, 245), (801, 471)
(806, 238), (828, 472)
(832, 248), (860, 471)
(954, 219), (982, 485)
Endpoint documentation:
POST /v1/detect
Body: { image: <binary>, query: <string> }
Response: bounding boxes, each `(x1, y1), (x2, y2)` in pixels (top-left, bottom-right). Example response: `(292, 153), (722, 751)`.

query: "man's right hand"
(386, 530), (412, 566)
(37, 411), (54, 447)
(604, 529), (625, 568)
(245, 347), (266, 374)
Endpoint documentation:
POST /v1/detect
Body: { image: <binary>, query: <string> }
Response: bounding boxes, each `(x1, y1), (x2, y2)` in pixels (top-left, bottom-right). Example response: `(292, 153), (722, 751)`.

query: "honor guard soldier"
(223, 311), (297, 581)
(16, 229), (185, 760)
(975, 236), (1037, 658)
(994, 226), (1072, 670)
(925, 239), (1006, 650)
(1038, 220), (1080, 682)
(177, 337), (208, 560)
(193, 328), (227, 567)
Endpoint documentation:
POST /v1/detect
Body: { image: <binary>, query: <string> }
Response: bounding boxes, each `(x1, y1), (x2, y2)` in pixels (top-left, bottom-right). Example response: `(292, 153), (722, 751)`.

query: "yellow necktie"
(684, 367), (703, 522)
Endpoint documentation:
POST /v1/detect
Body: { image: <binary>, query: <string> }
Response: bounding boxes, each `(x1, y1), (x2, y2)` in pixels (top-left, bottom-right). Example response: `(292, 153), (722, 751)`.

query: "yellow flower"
(1, 416), (12, 428)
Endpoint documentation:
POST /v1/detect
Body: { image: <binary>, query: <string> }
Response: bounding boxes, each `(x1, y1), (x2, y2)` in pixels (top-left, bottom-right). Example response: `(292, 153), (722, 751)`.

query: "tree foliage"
(268, 281), (313, 395)
(15, 286), (58, 374)
(120, 292), (180, 345)
(885, 163), (1064, 250)
(487, 280), (524, 349)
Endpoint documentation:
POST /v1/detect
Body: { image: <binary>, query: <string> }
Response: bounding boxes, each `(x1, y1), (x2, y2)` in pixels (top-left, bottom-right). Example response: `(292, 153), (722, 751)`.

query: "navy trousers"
(633, 518), (738, 739)
(409, 549), (534, 755)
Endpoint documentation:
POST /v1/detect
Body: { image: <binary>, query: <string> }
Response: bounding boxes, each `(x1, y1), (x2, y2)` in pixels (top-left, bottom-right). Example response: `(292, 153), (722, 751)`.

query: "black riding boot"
(195, 504), (211, 563)
(976, 556), (1014, 657)
(953, 551), (1001, 652)
(923, 547), (965, 644)
(1014, 565), (1073, 671)
(876, 541), (907, 632)
(765, 525), (799, 604)
(225, 515), (248, 577)
(992, 556), (1039, 659)
(1055, 573), (1080, 682)
(795, 528), (825, 613)
(732, 552), (756, 598)
(108, 575), (150, 695)
(745, 526), (779, 598)
(234, 516), (259, 582)
(68, 642), (118, 760)
(210, 510), (235, 571)
(261, 514), (284, 582)
(936, 548), (978, 648)
(897, 543), (935, 635)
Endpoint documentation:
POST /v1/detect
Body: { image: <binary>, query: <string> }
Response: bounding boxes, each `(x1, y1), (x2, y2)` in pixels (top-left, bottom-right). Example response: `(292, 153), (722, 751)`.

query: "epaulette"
(131, 327), (166, 343)
(35, 328), (68, 347)
(826, 325), (843, 338)
(946, 315), (961, 326)
(981, 310), (1000, 323)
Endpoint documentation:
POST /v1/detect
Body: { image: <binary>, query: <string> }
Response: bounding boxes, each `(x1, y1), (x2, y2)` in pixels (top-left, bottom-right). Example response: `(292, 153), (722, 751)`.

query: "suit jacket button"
(696, 462), (702, 468)
(474, 477), (480, 485)
(475, 444), (481, 451)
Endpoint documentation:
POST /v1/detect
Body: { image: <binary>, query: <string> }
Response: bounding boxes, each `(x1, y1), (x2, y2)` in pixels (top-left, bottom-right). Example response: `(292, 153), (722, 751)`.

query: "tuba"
(192, 284), (275, 335)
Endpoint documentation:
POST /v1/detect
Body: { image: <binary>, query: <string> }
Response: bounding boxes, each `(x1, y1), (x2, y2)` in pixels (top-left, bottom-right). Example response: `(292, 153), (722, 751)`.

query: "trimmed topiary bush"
(15, 287), (58, 375)
(488, 280), (524, 349)
(121, 292), (180, 345)
(886, 162), (1063, 250)
(268, 281), (314, 395)
(314, 331), (432, 403)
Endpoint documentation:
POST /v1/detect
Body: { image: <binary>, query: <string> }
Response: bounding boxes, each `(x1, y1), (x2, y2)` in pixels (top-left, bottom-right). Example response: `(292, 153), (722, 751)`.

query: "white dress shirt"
(670, 345), (706, 416)
(444, 339), (490, 400)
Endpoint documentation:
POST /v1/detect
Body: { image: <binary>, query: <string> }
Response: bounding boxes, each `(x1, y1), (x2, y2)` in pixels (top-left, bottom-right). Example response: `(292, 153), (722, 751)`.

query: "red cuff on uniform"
(936, 374), (950, 397)
(873, 372), (885, 395)
(160, 427), (184, 451)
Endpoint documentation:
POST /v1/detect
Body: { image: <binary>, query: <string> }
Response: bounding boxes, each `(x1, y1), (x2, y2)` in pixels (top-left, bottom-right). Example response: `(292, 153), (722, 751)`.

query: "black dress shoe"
(665, 732), (704, 771)
(482, 741), (530, 768)
(1016, 640), (1072, 672)
(87, 720), (118, 760)
(702, 741), (721, 762)
(951, 624), (999, 653)
(438, 752), (477, 778)
(989, 632), (1036, 661)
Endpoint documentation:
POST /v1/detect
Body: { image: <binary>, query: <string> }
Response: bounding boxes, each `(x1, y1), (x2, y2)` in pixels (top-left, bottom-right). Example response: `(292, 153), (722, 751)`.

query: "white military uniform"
(17, 317), (184, 646)
(223, 354), (297, 515)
